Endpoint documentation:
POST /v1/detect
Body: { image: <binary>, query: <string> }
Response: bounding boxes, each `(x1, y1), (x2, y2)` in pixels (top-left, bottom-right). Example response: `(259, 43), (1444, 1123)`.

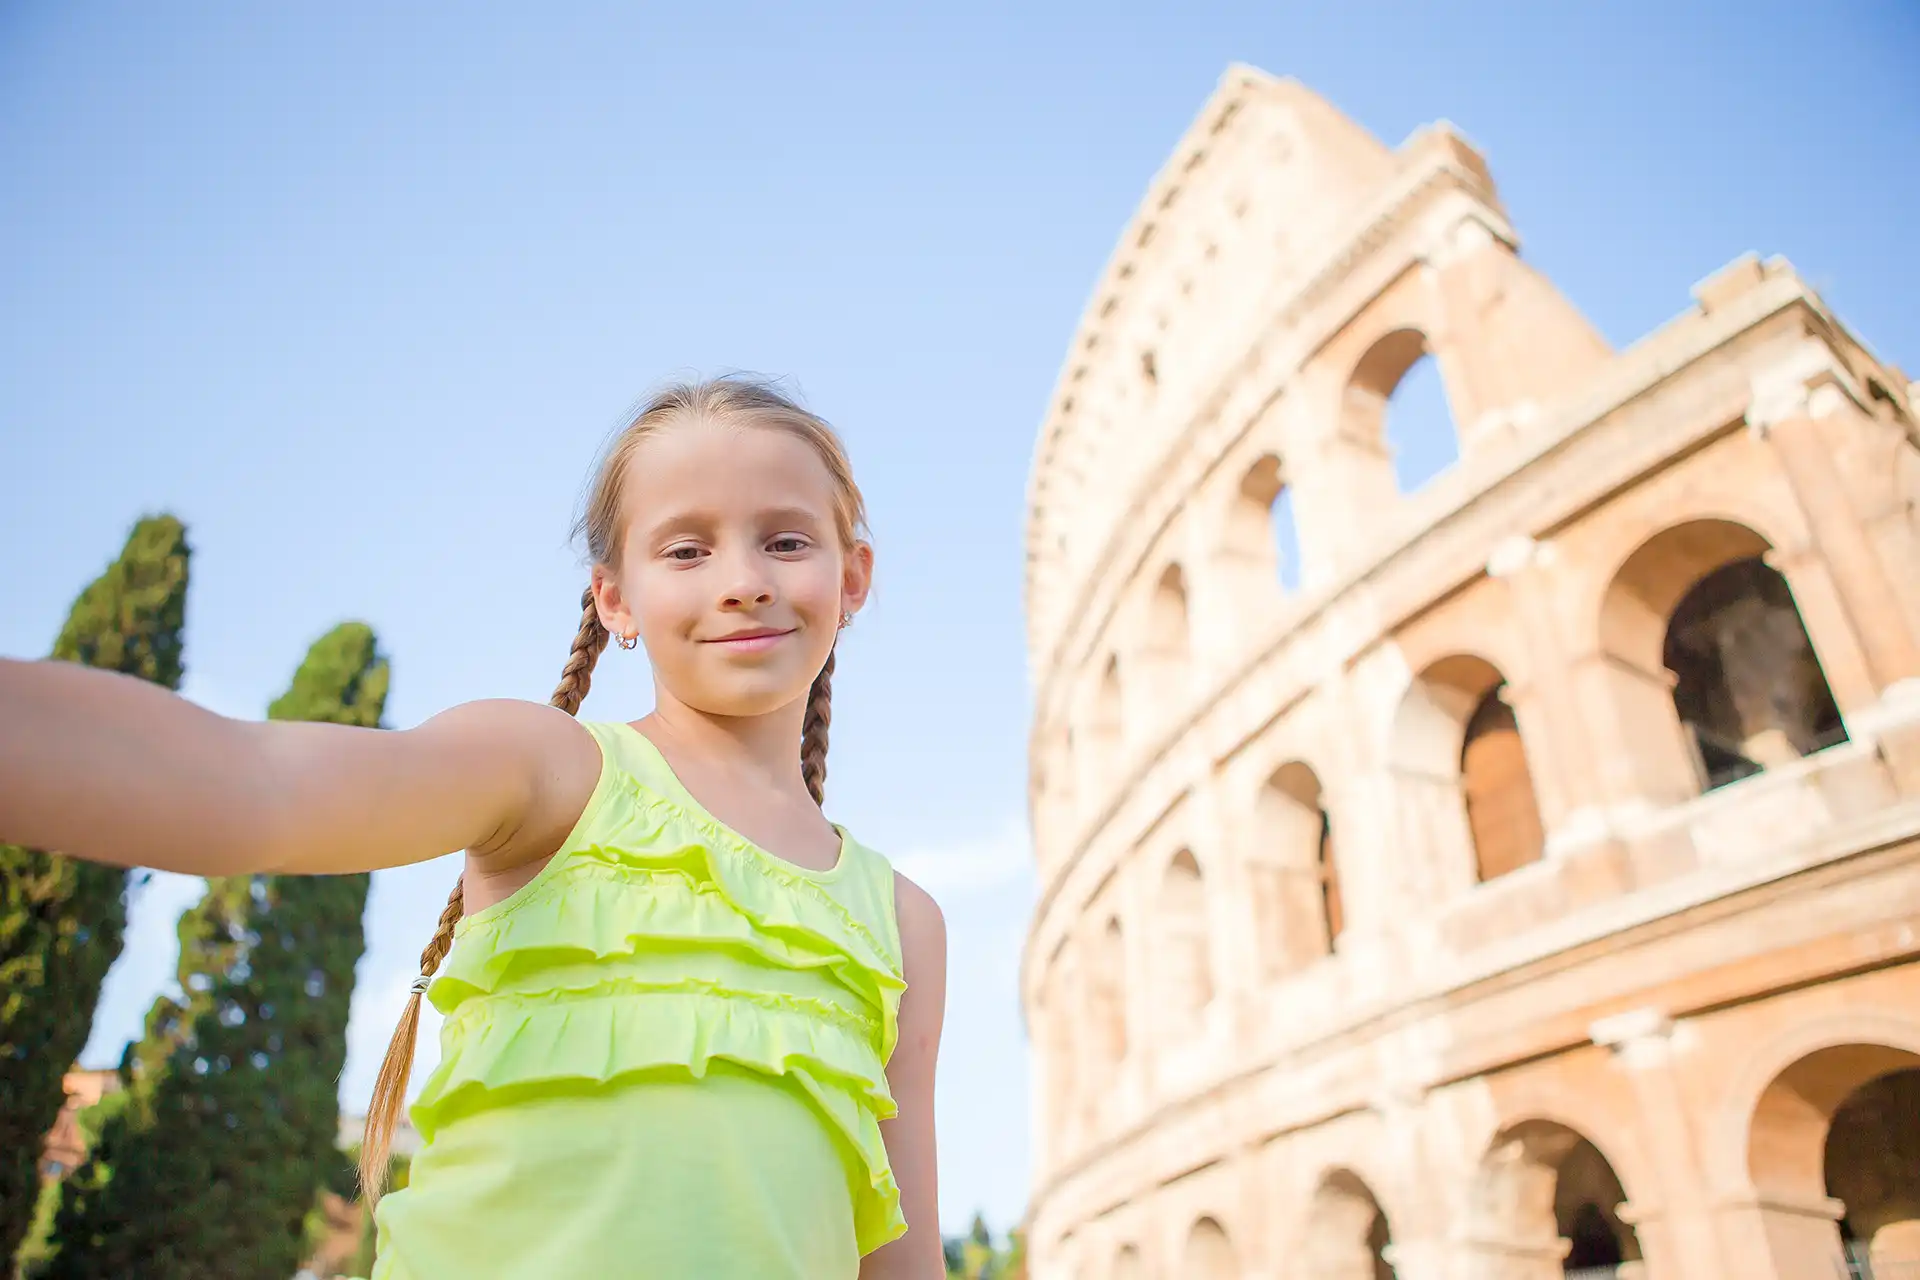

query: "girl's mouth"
(704, 627), (794, 652)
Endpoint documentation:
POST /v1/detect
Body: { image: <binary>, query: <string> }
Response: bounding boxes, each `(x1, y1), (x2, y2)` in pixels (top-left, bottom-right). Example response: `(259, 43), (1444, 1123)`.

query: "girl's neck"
(637, 693), (810, 796)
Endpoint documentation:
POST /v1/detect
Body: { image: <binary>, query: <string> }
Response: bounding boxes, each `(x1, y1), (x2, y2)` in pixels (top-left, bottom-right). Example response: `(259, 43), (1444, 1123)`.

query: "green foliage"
(71, 1092), (128, 1156)
(11, 1176), (61, 1278)
(945, 1213), (1024, 1280)
(44, 624), (388, 1280)
(0, 516), (190, 1267)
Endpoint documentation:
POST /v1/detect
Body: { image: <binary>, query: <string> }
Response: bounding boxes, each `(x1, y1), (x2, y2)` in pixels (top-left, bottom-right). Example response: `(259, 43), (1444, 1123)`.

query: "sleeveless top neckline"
(392, 718), (910, 1265)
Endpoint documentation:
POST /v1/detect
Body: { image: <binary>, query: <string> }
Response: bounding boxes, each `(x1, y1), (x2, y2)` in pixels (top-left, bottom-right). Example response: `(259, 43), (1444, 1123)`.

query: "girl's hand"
(0, 657), (598, 878)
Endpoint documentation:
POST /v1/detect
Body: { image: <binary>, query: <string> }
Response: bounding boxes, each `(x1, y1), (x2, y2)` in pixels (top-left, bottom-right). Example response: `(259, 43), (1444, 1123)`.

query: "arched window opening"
(1318, 807), (1343, 946)
(1158, 849), (1213, 1027)
(1826, 1067), (1920, 1275)
(1563, 1202), (1622, 1270)
(1148, 564), (1190, 660)
(1303, 1170), (1398, 1280)
(1273, 483), (1303, 593)
(1089, 916), (1127, 1067)
(1462, 683), (1547, 882)
(1386, 354), (1457, 493)
(1183, 1217), (1237, 1279)
(1221, 452), (1301, 603)
(1142, 565), (1192, 731)
(1253, 763), (1340, 975)
(1093, 655), (1123, 760)
(1346, 328), (1459, 495)
(1224, 454), (1281, 566)
(1749, 1044), (1920, 1278)
(1555, 1138), (1640, 1274)
(1054, 724), (1076, 816)
(1042, 942), (1079, 1156)
(1664, 555), (1847, 791)
(1469, 1123), (1641, 1278)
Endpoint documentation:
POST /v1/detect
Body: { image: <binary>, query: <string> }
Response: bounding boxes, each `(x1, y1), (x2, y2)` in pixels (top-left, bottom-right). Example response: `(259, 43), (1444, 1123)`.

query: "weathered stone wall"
(1022, 65), (1920, 1280)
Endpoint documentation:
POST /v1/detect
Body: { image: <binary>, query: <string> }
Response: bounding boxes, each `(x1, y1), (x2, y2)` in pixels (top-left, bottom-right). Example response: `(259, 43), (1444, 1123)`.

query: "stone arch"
(1251, 761), (1341, 975)
(1220, 451), (1307, 599)
(1033, 720), (1077, 867)
(1142, 563), (1193, 724)
(1301, 1168), (1397, 1280)
(1341, 327), (1460, 494)
(1149, 564), (1190, 652)
(1182, 1216), (1238, 1278)
(1463, 1119), (1644, 1278)
(1157, 848), (1214, 1031)
(1390, 654), (1546, 895)
(1598, 518), (1848, 804)
(1041, 939), (1080, 1159)
(1088, 913), (1128, 1068)
(1080, 655), (1124, 803)
(1741, 1041), (1920, 1278)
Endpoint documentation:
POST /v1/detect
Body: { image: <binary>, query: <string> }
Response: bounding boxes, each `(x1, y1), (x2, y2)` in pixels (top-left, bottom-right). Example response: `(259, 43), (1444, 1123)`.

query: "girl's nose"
(715, 549), (776, 608)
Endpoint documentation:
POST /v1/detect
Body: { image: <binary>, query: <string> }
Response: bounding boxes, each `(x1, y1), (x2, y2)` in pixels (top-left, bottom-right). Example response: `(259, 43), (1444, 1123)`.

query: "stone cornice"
(1031, 266), (1815, 727)
(1028, 797), (1920, 1228)
(1023, 276), (1828, 964)
(1025, 93), (1509, 672)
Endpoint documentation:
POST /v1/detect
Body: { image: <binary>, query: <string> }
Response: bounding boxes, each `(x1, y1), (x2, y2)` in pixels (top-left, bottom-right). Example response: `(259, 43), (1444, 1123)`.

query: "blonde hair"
(358, 376), (870, 1201)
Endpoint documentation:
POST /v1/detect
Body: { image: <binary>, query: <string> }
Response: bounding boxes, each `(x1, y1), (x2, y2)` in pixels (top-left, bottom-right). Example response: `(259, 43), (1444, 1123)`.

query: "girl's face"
(598, 417), (871, 719)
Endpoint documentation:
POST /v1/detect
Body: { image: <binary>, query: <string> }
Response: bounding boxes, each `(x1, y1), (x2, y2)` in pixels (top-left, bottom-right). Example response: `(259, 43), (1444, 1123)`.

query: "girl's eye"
(666, 546), (704, 562)
(768, 537), (809, 554)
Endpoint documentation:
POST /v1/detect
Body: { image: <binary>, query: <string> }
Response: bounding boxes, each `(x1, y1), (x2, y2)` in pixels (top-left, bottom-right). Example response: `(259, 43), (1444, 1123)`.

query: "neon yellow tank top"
(365, 720), (909, 1279)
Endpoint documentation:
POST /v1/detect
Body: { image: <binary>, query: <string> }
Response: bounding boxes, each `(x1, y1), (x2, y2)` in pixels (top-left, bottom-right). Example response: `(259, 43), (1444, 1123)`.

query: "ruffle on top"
(409, 735), (909, 1256)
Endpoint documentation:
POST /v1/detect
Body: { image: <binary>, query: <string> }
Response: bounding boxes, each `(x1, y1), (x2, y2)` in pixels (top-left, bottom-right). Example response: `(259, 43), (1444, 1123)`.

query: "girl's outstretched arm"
(865, 871), (949, 1280)
(0, 657), (595, 879)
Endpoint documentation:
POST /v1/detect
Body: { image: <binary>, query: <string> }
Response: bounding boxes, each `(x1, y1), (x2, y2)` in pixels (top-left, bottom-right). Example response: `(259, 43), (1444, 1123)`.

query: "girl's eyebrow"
(758, 504), (826, 528)
(644, 504), (825, 542)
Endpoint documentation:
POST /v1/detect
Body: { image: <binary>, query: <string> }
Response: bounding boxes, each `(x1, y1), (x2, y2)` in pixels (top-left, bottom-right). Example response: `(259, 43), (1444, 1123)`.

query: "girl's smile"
(704, 626), (795, 653)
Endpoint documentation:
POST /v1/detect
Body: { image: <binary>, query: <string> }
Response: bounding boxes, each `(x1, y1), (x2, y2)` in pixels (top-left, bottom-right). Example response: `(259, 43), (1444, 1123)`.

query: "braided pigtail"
(358, 881), (463, 1201)
(550, 586), (611, 716)
(360, 375), (871, 1219)
(801, 647), (835, 806)
(359, 589), (610, 1204)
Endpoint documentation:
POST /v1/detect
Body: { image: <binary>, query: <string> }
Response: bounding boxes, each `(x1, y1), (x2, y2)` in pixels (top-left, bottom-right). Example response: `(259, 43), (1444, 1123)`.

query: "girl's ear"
(591, 566), (636, 642)
(841, 541), (874, 618)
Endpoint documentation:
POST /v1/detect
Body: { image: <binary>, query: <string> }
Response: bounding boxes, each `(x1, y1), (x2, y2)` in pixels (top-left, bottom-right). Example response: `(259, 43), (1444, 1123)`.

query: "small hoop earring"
(615, 631), (638, 651)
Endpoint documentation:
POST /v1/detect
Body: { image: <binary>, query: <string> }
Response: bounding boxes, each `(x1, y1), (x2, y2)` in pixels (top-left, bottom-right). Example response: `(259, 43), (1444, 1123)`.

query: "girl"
(0, 378), (947, 1279)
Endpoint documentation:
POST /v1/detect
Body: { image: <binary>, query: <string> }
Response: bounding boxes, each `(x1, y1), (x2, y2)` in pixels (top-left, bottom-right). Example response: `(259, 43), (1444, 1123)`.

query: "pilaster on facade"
(1022, 65), (1920, 1280)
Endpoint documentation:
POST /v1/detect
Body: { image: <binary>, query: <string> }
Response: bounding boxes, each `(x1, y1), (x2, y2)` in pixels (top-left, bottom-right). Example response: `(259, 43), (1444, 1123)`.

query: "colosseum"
(1019, 66), (1920, 1280)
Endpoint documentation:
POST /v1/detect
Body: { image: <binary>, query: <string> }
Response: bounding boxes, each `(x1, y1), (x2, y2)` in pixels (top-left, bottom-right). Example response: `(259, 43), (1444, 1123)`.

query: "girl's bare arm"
(0, 657), (597, 878)
(864, 872), (949, 1280)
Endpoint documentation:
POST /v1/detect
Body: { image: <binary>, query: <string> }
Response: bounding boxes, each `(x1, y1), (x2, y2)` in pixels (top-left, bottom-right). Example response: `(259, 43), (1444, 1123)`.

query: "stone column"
(1191, 771), (1253, 1057)
(1588, 1009), (1728, 1280)
(1747, 360), (1920, 697)
(1452, 1237), (1570, 1280)
(1559, 645), (1698, 827)
(1758, 542), (1880, 722)
(1712, 1190), (1846, 1280)
(1485, 535), (1594, 837)
(1870, 1219), (1920, 1277)
(1290, 373), (1399, 586)
(1375, 1237), (1451, 1280)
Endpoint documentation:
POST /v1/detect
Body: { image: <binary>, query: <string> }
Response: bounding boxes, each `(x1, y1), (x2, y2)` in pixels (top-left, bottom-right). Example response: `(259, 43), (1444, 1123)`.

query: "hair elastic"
(409, 974), (432, 995)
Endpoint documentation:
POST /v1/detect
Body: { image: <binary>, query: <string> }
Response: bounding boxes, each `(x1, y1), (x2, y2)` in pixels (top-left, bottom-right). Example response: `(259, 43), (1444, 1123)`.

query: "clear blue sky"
(3, 0), (1915, 1238)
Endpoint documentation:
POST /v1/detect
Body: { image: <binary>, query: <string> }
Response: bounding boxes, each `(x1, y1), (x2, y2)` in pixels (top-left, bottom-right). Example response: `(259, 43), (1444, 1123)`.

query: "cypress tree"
(46, 623), (390, 1280)
(0, 515), (190, 1266)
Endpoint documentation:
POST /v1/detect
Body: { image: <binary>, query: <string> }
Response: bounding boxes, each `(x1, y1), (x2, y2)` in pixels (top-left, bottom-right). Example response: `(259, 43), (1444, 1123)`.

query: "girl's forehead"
(621, 419), (839, 516)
